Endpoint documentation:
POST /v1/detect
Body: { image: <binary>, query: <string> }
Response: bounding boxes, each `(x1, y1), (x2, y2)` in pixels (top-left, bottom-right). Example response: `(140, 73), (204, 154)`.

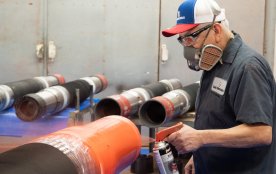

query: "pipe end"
(139, 98), (167, 128)
(15, 94), (46, 122)
(95, 98), (122, 118)
(93, 74), (108, 92)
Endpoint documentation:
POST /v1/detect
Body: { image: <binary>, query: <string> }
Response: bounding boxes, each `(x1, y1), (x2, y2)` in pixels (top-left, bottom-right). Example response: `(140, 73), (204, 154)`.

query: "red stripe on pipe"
(108, 94), (131, 117)
(93, 74), (108, 92)
(51, 74), (66, 84)
(153, 96), (175, 121)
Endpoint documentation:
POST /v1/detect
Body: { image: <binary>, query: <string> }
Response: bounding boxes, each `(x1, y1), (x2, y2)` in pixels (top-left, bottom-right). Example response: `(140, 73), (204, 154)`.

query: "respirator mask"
(184, 44), (223, 71)
(182, 1), (223, 71)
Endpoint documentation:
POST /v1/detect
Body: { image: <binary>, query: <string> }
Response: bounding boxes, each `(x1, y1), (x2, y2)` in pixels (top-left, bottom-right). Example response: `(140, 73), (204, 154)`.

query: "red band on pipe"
(93, 74), (108, 92)
(51, 74), (66, 84)
(108, 95), (131, 117)
(154, 96), (175, 119)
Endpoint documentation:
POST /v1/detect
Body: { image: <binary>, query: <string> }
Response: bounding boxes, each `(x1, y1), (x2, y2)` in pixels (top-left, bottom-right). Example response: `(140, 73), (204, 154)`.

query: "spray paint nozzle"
(155, 122), (184, 142)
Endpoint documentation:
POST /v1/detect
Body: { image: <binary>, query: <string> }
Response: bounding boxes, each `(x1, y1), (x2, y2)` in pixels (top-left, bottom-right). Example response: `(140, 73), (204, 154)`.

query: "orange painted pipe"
(34, 116), (141, 174)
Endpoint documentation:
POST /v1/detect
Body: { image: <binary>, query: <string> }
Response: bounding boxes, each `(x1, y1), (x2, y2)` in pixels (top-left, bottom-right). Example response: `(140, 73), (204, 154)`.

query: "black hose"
(61, 80), (90, 107)
(15, 79), (92, 122)
(5, 79), (43, 107)
(142, 82), (170, 98)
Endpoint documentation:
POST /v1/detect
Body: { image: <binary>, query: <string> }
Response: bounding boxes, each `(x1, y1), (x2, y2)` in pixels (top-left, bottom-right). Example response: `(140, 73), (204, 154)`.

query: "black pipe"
(142, 82), (170, 98)
(15, 80), (90, 122)
(0, 74), (65, 111)
(6, 79), (44, 102)
(15, 75), (107, 122)
(61, 80), (91, 107)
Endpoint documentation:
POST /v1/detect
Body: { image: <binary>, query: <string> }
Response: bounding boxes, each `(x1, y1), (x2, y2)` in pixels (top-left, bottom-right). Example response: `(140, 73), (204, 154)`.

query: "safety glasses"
(177, 21), (221, 46)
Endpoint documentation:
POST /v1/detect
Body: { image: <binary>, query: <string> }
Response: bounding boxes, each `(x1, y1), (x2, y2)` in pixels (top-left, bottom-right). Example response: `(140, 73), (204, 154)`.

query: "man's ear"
(213, 23), (222, 43)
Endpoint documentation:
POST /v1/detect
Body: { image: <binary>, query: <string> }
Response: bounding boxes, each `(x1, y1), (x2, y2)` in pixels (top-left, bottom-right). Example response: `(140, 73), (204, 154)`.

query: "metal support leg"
(149, 128), (155, 152)
(136, 125), (141, 133)
(90, 85), (95, 122)
(75, 89), (82, 126)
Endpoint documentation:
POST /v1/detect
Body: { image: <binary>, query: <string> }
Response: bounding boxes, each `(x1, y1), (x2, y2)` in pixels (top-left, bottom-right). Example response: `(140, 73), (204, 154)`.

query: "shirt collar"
(221, 32), (242, 64)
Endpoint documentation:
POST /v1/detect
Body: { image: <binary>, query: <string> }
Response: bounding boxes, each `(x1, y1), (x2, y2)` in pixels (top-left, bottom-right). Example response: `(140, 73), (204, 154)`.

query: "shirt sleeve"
(231, 62), (274, 126)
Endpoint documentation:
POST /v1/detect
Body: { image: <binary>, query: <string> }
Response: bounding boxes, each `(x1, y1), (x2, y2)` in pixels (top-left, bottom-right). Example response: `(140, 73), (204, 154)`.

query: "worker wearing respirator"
(162, 0), (276, 173)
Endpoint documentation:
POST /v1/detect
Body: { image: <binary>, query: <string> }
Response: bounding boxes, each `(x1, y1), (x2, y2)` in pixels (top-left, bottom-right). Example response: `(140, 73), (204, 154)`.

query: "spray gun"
(155, 122), (184, 142)
(153, 122), (184, 174)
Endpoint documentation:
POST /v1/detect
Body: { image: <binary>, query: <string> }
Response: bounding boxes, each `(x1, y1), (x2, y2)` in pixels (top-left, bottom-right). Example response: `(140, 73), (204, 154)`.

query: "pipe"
(263, 0), (276, 71)
(0, 116), (141, 174)
(139, 82), (199, 128)
(0, 74), (65, 111)
(15, 74), (107, 122)
(95, 79), (182, 118)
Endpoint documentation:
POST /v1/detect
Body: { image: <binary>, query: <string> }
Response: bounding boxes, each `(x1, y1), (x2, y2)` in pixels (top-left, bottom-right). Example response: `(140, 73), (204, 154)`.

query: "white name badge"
(211, 77), (227, 95)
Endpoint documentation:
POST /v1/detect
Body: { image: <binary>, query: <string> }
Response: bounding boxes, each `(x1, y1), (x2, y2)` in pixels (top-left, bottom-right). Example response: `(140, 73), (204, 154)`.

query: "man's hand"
(168, 124), (203, 154)
(168, 123), (271, 152)
(185, 156), (195, 174)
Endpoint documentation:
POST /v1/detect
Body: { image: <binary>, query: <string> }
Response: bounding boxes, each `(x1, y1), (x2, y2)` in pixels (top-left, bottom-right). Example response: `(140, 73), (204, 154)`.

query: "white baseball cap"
(162, 0), (226, 37)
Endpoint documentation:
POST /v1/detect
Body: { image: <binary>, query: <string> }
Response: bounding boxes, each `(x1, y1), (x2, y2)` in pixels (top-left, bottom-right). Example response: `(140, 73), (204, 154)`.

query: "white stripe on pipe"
(175, 89), (189, 114)
(80, 77), (96, 93)
(159, 80), (174, 91)
(134, 88), (151, 101)
(51, 86), (70, 109)
(34, 77), (49, 88)
(0, 85), (11, 110)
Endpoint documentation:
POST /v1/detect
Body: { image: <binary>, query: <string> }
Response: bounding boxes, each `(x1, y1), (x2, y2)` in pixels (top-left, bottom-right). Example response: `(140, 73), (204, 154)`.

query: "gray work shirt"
(193, 33), (276, 174)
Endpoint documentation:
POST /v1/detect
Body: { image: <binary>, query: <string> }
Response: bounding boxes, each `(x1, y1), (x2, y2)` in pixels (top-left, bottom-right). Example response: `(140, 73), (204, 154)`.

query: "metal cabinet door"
(47, 0), (160, 98)
(215, 0), (265, 55)
(159, 0), (265, 86)
(0, 0), (44, 83)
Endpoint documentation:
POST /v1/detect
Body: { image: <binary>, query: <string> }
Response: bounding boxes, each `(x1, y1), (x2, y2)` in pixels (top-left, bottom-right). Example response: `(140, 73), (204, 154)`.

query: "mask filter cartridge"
(199, 44), (223, 71)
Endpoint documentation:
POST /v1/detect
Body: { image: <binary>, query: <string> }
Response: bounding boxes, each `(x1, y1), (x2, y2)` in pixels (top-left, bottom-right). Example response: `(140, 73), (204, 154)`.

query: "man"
(162, 0), (276, 173)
